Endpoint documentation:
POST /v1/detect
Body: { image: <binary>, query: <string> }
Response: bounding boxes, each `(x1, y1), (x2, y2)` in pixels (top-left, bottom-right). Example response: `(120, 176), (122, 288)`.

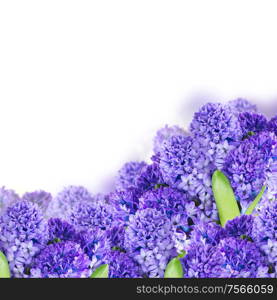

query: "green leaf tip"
(164, 257), (183, 278)
(177, 251), (186, 259)
(245, 185), (266, 215)
(90, 264), (109, 278)
(212, 170), (240, 227)
(0, 251), (10, 278)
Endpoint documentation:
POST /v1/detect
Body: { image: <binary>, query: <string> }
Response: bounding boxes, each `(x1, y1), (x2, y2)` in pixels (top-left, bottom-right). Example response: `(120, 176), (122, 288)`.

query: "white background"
(0, 0), (277, 195)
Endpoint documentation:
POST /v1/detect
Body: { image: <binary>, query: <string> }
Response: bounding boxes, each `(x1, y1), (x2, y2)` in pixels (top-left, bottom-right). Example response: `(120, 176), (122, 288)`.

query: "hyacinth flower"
(124, 208), (177, 278)
(0, 187), (20, 216)
(91, 250), (142, 278)
(29, 241), (91, 278)
(115, 161), (147, 191)
(0, 201), (47, 277)
(47, 185), (94, 219)
(22, 190), (52, 214)
(223, 131), (277, 212)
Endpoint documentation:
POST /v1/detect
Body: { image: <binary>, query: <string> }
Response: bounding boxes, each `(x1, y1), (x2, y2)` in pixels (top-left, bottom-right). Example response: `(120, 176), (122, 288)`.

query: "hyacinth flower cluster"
(0, 98), (276, 278)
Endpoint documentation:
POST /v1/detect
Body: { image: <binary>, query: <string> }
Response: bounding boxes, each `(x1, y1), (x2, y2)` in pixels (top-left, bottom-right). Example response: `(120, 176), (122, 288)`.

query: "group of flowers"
(0, 98), (276, 278)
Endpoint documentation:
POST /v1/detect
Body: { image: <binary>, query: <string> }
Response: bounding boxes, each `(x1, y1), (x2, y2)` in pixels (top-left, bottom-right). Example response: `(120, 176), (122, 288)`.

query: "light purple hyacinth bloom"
(115, 161), (147, 191)
(0, 200), (47, 277)
(223, 131), (277, 212)
(153, 125), (188, 155)
(0, 186), (20, 216)
(22, 190), (52, 214)
(228, 98), (257, 115)
(70, 201), (116, 231)
(158, 134), (217, 220)
(253, 199), (277, 277)
(30, 241), (90, 278)
(47, 185), (94, 219)
(124, 208), (177, 278)
(190, 102), (243, 167)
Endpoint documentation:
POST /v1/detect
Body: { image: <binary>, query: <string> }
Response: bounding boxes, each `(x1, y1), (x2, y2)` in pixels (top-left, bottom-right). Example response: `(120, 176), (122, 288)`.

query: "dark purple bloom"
(92, 250), (142, 278)
(115, 161), (147, 191)
(224, 215), (254, 239)
(239, 112), (268, 137)
(136, 163), (166, 192)
(76, 228), (110, 260)
(30, 241), (90, 278)
(139, 186), (199, 234)
(109, 187), (141, 216)
(268, 115), (277, 136)
(22, 190), (52, 213)
(105, 225), (126, 251)
(182, 236), (268, 278)
(48, 218), (77, 243)
(0, 200), (47, 277)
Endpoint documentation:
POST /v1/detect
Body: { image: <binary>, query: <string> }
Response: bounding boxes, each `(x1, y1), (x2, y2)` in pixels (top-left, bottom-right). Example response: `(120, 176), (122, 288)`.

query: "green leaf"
(164, 258), (183, 278)
(212, 170), (241, 227)
(245, 186), (266, 215)
(90, 264), (109, 278)
(177, 251), (186, 259)
(0, 251), (10, 278)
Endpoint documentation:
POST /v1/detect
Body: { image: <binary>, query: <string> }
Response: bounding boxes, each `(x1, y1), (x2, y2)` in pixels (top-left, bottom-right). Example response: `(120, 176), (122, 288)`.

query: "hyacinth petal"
(212, 170), (240, 226)
(164, 257), (183, 278)
(0, 251), (10, 278)
(90, 264), (109, 278)
(245, 186), (266, 215)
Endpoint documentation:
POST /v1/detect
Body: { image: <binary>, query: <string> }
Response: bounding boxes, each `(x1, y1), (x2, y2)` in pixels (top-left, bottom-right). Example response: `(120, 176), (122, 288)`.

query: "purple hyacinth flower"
(223, 131), (277, 211)
(224, 215), (254, 240)
(91, 250), (142, 278)
(238, 112), (268, 137)
(0, 200), (47, 277)
(153, 125), (188, 155)
(115, 161), (147, 191)
(182, 236), (268, 278)
(22, 190), (52, 214)
(228, 98), (257, 115)
(30, 241), (90, 278)
(268, 115), (277, 136)
(0, 186), (20, 216)
(70, 201), (116, 231)
(47, 185), (94, 219)
(139, 186), (199, 234)
(124, 208), (177, 277)
(48, 218), (77, 243)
